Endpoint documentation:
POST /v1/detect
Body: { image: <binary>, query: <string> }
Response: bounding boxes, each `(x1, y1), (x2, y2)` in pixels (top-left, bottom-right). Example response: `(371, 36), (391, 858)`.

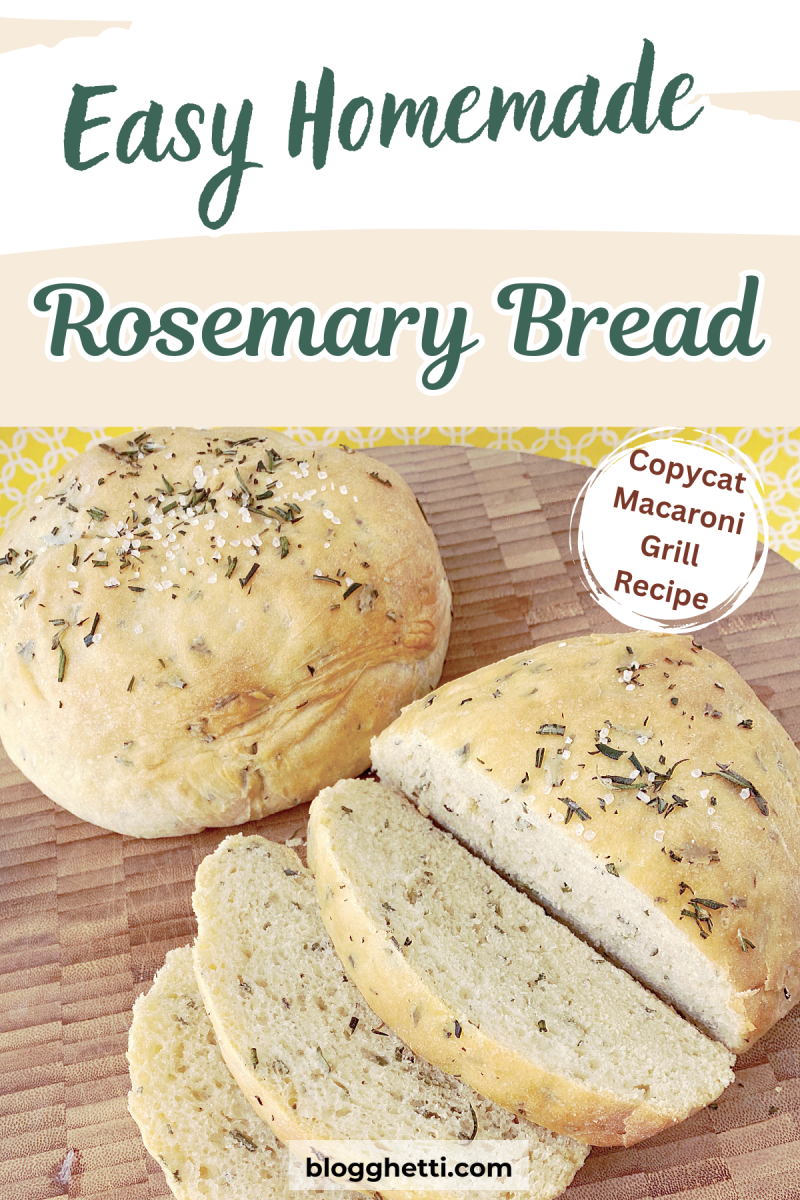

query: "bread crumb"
(55, 1148), (76, 1186)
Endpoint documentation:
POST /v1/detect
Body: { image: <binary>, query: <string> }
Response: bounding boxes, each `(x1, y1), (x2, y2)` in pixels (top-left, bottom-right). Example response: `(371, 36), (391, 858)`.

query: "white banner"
(1, 1), (799, 252)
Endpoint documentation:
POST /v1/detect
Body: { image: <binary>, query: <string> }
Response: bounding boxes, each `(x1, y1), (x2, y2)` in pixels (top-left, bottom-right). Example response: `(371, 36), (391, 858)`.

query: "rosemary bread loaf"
(191, 834), (588, 1200)
(0, 428), (450, 837)
(307, 779), (735, 1147)
(371, 632), (800, 1052)
(128, 945), (329, 1200)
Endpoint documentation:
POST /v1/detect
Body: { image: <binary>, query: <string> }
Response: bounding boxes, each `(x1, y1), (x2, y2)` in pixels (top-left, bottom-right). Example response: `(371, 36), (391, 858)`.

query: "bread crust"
(308, 787), (732, 1147)
(0, 429), (450, 836)
(372, 633), (800, 1052)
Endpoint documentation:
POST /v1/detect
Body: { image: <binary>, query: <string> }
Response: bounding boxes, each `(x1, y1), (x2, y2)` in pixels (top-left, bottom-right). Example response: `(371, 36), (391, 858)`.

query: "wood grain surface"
(2, 446), (799, 1200)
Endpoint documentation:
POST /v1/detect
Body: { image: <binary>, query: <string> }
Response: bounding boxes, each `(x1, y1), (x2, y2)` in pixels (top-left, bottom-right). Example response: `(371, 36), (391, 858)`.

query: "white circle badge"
(572, 430), (768, 632)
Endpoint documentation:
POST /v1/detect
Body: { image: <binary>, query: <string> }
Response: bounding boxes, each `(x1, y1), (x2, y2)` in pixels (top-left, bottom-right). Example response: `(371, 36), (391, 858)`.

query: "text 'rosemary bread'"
(371, 632), (800, 1051)
(129, 945), (353, 1200)
(308, 779), (735, 1146)
(0, 428), (450, 837)
(191, 834), (588, 1200)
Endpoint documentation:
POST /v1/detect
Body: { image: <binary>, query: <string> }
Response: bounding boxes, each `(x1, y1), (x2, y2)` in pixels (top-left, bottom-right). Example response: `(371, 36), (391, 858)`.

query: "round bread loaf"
(0, 428), (450, 837)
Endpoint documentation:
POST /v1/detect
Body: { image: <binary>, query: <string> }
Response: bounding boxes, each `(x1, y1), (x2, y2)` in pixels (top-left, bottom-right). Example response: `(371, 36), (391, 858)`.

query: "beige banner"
(4, 230), (798, 425)
(706, 91), (800, 122)
(0, 17), (131, 55)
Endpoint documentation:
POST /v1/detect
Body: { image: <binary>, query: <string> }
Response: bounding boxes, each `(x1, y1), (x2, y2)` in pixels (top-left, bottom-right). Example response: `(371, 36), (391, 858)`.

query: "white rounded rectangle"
(286, 1140), (530, 1193)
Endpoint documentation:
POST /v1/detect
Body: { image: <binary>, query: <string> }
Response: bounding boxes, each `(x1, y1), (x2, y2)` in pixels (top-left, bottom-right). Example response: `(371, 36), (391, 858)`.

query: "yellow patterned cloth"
(2, 426), (799, 564)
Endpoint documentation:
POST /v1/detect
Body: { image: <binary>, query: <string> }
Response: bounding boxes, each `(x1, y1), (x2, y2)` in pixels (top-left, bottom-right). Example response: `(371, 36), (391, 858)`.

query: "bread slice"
(371, 632), (800, 1052)
(191, 834), (588, 1200)
(307, 779), (735, 1147)
(128, 945), (319, 1200)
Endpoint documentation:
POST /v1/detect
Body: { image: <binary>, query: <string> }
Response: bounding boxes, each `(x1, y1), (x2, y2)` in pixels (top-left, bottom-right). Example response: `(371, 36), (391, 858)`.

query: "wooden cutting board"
(2, 446), (799, 1200)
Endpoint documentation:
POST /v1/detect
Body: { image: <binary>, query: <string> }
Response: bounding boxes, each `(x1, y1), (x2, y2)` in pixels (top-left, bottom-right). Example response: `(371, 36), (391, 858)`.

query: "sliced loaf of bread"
(307, 779), (735, 1147)
(128, 945), (328, 1200)
(370, 633), (800, 1052)
(191, 834), (588, 1200)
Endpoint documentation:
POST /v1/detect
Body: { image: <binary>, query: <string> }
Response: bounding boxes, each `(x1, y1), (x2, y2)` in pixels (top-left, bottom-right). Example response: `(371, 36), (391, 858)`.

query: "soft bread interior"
(372, 729), (742, 1049)
(128, 946), (288, 1200)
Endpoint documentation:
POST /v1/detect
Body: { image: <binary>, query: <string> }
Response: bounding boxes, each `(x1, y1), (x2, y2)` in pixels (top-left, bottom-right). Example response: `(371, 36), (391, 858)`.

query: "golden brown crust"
(308, 791), (720, 1148)
(376, 632), (800, 1051)
(0, 429), (450, 836)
